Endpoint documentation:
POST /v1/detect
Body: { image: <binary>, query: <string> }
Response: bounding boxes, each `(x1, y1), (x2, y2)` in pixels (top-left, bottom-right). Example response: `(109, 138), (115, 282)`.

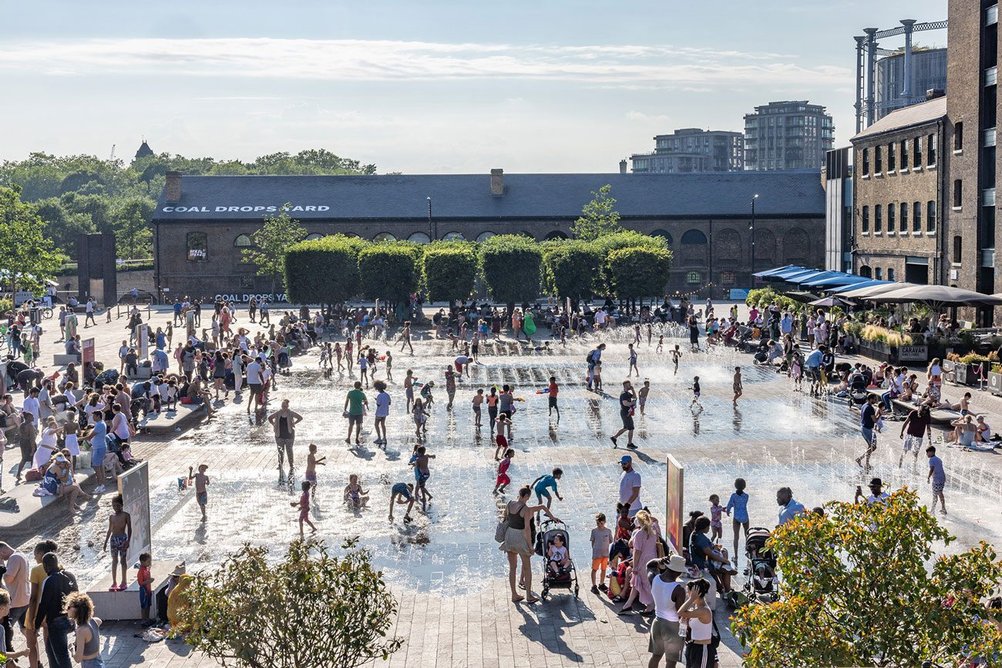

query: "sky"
(0, 0), (948, 174)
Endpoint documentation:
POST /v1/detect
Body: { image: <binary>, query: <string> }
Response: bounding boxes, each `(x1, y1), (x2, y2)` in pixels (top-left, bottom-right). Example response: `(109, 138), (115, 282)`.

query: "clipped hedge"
(358, 242), (422, 303)
(284, 235), (364, 305)
(423, 241), (477, 303)
(542, 239), (602, 302)
(478, 234), (543, 307)
(606, 246), (673, 300)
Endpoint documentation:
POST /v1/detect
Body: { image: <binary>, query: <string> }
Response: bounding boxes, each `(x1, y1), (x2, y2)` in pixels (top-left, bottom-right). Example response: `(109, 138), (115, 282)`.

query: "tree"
(357, 243), (422, 304)
(34, 198), (96, 258)
(542, 240), (602, 307)
(110, 196), (155, 259)
(478, 235), (542, 315)
(242, 208), (308, 301)
(605, 246), (672, 301)
(733, 489), (1002, 667)
(284, 235), (365, 305)
(423, 242), (477, 304)
(571, 184), (622, 240)
(179, 538), (403, 668)
(0, 186), (64, 295)
(592, 231), (667, 297)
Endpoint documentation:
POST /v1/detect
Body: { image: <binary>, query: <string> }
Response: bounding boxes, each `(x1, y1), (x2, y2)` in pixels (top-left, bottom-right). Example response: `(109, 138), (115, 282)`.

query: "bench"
(864, 388), (964, 424)
(52, 354), (81, 366)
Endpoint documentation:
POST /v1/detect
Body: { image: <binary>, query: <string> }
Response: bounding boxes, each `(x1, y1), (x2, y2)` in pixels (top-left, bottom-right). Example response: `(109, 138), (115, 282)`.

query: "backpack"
(586, 350), (597, 365)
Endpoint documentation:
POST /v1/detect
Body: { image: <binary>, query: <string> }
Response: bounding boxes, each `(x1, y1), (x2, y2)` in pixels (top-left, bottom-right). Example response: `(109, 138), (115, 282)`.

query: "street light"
(749, 194), (759, 286)
(427, 196), (434, 241)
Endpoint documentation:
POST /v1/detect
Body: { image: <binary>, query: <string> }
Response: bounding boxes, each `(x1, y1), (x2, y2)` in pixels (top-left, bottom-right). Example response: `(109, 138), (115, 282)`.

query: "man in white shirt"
(618, 455), (642, 518)
(84, 298), (96, 327)
(245, 359), (262, 414)
(0, 541), (31, 635)
(22, 390), (40, 429)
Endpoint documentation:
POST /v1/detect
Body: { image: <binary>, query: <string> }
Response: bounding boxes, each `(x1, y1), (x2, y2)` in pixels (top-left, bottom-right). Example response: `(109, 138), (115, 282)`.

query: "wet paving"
(29, 326), (1002, 595)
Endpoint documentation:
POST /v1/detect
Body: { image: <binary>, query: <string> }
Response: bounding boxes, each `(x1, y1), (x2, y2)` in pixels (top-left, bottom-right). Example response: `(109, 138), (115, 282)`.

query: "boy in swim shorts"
(389, 482), (415, 523)
(306, 443), (325, 499)
(188, 464), (210, 520)
(102, 494), (132, 591)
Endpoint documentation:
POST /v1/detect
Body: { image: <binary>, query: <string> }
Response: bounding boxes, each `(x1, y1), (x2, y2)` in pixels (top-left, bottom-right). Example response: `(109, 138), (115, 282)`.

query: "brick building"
(946, 0), (1000, 324)
(850, 95), (947, 284)
(151, 169), (824, 302)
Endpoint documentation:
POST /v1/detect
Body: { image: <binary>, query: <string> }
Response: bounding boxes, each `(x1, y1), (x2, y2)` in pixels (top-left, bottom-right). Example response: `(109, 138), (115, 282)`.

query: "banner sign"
(897, 345), (928, 362)
(118, 461), (152, 565)
(82, 338), (95, 365)
(665, 454), (685, 554)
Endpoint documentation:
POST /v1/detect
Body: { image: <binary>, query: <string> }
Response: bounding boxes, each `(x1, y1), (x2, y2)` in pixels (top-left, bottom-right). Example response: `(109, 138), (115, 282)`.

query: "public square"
(8, 305), (1002, 667)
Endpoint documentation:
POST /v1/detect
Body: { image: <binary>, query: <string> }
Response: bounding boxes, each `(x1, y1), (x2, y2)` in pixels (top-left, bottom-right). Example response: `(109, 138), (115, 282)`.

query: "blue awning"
(829, 279), (892, 294)
(779, 269), (827, 283)
(801, 273), (872, 288)
(753, 264), (804, 278)
(789, 270), (845, 286)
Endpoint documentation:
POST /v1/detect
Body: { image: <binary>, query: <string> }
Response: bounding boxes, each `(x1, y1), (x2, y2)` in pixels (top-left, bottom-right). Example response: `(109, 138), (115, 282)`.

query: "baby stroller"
(742, 527), (779, 603)
(534, 519), (579, 599)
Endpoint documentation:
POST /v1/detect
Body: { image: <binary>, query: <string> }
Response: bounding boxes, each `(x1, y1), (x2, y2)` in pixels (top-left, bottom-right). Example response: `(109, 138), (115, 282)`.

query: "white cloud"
(0, 37), (848, 89)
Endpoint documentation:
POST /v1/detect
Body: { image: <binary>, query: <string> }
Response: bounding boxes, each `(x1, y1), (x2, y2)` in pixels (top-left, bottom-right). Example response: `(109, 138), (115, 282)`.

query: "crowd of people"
(0, 291), (988, 667)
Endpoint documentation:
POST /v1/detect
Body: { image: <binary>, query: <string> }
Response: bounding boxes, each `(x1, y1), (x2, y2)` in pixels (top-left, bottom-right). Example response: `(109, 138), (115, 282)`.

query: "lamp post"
(427, 197), (434, 241)
(749, 194), (759, 286)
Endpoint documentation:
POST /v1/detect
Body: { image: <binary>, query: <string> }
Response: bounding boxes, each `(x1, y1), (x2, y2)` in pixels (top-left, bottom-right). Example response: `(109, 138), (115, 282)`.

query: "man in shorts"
(899, 403), (931, 467)
(610, 380), (637, 449)
(389, 482), (415, 523)
(245, 357), (263, 414)
(102, 494), (132, 591)
(343, 381), (368, 446)
(647, 554), (686, 668)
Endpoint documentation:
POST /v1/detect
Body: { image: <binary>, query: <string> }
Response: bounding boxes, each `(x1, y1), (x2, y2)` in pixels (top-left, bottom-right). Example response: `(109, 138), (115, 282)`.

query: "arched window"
(888, 267), (895, 281)
(234, 234), (253, 247)
(442, 232), (465, 241)
(859, 265), (872, 278)
(875, 267), (883, 280)
(408, 232), (431, 244)
(544, 231), (568, 240)
(651, 229), (673, 246)
(783, 228), (810, 265)
(476, 231), (496, 243)
(373, 232), (396, 242)
(681, 229), (708, 245)
(305, 233), (323, 241)
(715, 229), (741, 260)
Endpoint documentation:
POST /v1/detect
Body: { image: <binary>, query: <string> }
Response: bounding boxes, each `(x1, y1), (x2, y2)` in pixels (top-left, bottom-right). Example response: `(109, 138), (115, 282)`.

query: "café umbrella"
(866, 285), (1002, 307)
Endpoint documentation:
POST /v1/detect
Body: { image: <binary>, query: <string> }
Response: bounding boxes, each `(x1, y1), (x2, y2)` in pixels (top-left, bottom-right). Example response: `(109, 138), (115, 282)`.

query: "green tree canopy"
(0, 186), (64, 294)
(542, 239), (602, 303)
(242, 208), (308, 300)
(423, 241), (477, 303)
(179, 539), (403, 668)
(605, 246), (672, 300)
(733, 489), (1002, 667)
(34, 198), (96, 258)
(358, 242), (422, 303)
(284, 235), (365, 305)
(478, 234), (542, 310)
(111, 196), (155, 260)
(571, 184), (622, 240)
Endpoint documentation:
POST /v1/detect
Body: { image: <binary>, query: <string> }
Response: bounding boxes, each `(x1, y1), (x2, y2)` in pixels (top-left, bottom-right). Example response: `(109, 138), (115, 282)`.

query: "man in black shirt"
(34, 552), (77, 668)
(610, 380), (637, 450)
(899, 403), (932, 467)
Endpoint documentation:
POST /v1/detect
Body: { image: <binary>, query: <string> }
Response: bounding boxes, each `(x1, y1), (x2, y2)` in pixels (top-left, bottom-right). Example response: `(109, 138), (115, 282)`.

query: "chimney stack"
(619, 159), (628, 174)
(490, 168), (505, 197)
(165, 171), (182, 203)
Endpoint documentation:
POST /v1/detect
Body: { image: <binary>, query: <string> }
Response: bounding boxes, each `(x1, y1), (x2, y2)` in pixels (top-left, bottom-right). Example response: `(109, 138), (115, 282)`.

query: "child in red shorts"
(493, 448), (514, 495)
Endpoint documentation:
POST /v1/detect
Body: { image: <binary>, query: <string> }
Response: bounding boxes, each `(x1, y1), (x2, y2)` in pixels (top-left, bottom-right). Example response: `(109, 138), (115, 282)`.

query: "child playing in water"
(412, 397), (429, 438)
(472, 389), (484, 428)
(292, 480), (317, 537)
(656, 335), (664, 354)
(306, 443), (325, 499)
(709, 494), (724, 542)
(592, 361), (603, 392)
(547, 534), (570, 576)
(420, 380), (435, 408)
(343, 474), (369, 509)
(494, 431), (509, 461)
(638, 380), (651, 416)
(548, 376), (560, 421)
(188, 464), (209, 521)
(493, 448), (514, 494)
(670, 345), (682, 375)
(690, 376), (702, 411)
(496, 412), (512, 443)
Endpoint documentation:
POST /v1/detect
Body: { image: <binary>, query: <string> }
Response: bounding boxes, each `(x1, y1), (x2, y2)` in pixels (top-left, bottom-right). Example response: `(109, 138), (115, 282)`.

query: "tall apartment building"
(744, 101), (835, 171)
(946, 1), (1000, 325)
(629, 128), (744, 173)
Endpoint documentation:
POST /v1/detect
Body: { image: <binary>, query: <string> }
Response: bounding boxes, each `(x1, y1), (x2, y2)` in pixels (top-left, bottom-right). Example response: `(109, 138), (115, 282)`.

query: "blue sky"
(0, 0), (947, 173)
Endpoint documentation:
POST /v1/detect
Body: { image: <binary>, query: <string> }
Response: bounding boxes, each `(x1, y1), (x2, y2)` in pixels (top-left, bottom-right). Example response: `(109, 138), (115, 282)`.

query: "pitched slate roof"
(152, 170), (824, 222)
(851, 96), (947, 141)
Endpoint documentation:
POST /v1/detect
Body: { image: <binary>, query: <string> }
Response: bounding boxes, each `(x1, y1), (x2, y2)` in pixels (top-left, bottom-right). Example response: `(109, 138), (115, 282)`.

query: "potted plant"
(989, 361), (1002, 396)
(957, 353), (990, 386)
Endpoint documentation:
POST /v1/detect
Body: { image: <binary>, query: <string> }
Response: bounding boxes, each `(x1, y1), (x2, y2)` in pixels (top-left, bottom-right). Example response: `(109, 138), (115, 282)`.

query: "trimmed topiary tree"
(542, 239), (602, 308)
(283, 234), (365, 305)
(423, 241), (477, 304)
(605, 246), (672, 301)
(357, 242), (422, 304)
(479, 234), (542, 316)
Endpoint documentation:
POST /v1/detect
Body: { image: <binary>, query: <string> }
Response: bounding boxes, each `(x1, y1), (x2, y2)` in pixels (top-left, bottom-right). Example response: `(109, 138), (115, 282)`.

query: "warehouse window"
(233, 234), (252, 247)
(187, 232), (207, 262)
